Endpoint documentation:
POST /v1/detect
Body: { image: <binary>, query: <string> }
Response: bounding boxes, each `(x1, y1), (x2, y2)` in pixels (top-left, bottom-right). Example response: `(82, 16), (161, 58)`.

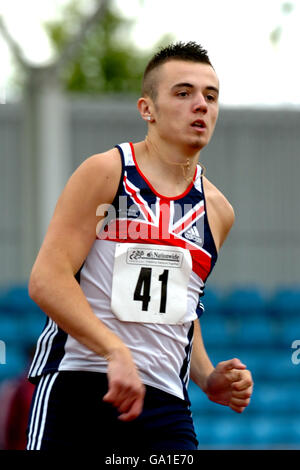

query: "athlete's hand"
(103, 348), (146, 421)
(204, 358), (253, 413)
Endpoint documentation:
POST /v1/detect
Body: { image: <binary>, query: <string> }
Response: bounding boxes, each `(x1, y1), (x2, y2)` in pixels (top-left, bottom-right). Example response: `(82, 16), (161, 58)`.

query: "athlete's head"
(142, 41), (213, 102)
(138, 41), (219, 153)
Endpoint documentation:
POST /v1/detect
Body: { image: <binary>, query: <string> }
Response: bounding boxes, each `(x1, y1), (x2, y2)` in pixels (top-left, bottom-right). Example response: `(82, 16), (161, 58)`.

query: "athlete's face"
(151, 60), (219, 152)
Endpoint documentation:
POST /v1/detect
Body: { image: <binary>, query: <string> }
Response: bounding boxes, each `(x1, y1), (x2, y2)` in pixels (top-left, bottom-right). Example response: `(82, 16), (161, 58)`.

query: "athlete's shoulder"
(203, 175), (235, 249)
(69, 147), (122, 198)
(78, 147), (121, 176)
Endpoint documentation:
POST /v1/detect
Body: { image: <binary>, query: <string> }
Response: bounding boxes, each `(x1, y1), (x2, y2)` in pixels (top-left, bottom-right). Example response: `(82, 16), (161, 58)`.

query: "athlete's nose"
(193, 94), (208, 114)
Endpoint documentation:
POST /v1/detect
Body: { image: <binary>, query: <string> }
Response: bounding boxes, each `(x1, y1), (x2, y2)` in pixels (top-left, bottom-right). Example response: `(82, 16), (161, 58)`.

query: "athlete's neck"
(132, 139), (198, 198)
(143, 136), (200, 184)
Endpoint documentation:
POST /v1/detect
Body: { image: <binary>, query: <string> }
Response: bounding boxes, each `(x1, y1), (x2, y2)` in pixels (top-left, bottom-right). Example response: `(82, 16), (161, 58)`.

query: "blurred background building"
(0, 0), (300, 450)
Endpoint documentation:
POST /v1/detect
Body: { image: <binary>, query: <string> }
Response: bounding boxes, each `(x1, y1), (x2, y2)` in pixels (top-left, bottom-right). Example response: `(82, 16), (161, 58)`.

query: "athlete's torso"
(28, 142), (218, 400)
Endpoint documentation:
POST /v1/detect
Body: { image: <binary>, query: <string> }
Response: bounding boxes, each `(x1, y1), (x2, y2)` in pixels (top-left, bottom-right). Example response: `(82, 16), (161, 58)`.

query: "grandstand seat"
(232, 316), (276, 347)
(222, 286), (267, 319)
(203, 416), (251, 447)
(246, 417), (297, 447)
(193, 417), (251, 448)
(0, 315), (22, 345)
(250, 383), (300, 414)
(262, 350), (299, 382)
(188, 382), (211, 414)
(267, 287), (300, 320)
(236, 349), (273, 381)
(200, 314), (233, 347)
(194, 413), (300, 449)
(279, 319), (300, 348)
(193, 418), (214, 447)
(0, 346), (27, 382)
(0, 284), (45, 350)
(20, 314), (45, 350)
(290, 419), (300, 446)
(0, 284), (42, 317)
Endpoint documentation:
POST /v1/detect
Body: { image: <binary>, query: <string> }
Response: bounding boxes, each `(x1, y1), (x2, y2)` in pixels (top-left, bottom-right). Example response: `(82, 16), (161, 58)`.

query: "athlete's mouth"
(191, 120), (206, 128)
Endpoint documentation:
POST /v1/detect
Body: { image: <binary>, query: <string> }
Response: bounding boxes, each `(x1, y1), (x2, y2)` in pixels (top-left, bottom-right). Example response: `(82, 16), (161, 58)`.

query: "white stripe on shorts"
(29, 319), (58, 378)
(27, 372), (59, 450)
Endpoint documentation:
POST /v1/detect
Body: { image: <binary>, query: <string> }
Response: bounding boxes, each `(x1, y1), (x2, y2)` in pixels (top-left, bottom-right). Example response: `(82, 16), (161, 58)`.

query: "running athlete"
(26, 42), (253, 451)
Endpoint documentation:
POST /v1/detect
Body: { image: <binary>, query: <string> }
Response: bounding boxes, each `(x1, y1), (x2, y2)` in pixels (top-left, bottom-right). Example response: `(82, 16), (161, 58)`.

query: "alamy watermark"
(95, 198), (204, 250)
(291, 340), (300, 365)
(0, 340), (6, 364)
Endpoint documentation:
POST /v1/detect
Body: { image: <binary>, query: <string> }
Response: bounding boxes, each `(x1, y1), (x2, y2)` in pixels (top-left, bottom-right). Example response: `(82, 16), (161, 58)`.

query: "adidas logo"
(184, 226), (202, 244)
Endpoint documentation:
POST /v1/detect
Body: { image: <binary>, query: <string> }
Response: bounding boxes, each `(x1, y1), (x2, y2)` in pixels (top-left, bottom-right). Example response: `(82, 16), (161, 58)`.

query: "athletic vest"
(28, 143), (218, 400)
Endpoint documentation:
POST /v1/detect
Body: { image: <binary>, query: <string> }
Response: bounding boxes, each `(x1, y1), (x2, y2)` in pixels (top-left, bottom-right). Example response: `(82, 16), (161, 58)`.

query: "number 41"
(133, 267), (169, 313)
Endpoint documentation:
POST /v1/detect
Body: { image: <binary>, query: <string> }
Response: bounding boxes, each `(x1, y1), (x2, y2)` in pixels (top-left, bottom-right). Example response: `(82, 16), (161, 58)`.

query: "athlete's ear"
(137, 97), (155, 123)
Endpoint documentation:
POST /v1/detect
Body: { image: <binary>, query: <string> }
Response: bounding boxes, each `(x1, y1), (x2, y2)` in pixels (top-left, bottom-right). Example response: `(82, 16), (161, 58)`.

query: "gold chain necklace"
(145, 136), (194, 183)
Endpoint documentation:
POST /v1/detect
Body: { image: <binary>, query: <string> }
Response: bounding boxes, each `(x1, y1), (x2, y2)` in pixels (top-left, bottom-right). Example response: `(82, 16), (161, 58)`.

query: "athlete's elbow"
(28, 261), (58, 307)
(29, 257), (75, 309)
(28, 266), (48, 306)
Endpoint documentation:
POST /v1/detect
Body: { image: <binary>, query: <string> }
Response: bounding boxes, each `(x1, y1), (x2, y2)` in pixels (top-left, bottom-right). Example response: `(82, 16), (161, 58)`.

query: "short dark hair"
(142, 41), (213, 100)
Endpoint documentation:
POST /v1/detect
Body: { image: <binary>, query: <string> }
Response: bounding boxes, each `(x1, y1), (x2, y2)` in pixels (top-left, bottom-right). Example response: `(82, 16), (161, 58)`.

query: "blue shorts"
(26, 371), (199, 451)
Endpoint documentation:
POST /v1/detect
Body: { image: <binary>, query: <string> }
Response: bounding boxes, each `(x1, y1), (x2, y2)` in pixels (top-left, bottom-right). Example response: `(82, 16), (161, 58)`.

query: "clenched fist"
(205, 358), (253, 413)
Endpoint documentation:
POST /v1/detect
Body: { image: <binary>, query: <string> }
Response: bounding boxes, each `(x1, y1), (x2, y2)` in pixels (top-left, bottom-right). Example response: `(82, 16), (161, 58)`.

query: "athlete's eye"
(177, 91), (189, 98)
(206, 94), (217, 102)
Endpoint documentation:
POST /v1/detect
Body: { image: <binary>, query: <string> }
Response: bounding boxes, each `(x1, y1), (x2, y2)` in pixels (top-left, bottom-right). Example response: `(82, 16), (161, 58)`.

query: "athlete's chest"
(98, 152), (218, 282)
(116, 170), (205, 248)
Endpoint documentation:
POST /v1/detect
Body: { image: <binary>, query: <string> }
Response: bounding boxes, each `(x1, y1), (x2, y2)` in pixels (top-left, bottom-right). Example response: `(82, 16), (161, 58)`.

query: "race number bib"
(111, 243), (192, 324)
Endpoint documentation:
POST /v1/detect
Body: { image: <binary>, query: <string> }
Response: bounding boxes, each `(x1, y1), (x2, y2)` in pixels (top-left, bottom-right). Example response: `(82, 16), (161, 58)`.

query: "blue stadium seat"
(290, 418), (300, 446)
(203, 416), (251, 447)
(0, 284), (42, 317)
(232, 316), (276, 347)
(251, 383), (300, 414)
(280, 319), (300, 348)
(246, 417), (297, 447)
(21, 312), (46, 349)
(194, 411), (300, 448)
(0, 314), (22, 345)
(262, 350), (299, 382)
(193, 418), (215, 447)
(238, 347), (299, 383)
(222, 286), (267, 319)
(0, 284), (45, 350)
(0, 346), (27, 382)
(236, 349), (276, 381)
(267, 287), (300, 320)
(200, 314), (233, 347)
(0, 311), (44, 350)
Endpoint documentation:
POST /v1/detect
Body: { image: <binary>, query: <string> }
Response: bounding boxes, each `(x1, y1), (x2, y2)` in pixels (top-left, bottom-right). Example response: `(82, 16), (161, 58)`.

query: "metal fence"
(1, 98), (300, 289)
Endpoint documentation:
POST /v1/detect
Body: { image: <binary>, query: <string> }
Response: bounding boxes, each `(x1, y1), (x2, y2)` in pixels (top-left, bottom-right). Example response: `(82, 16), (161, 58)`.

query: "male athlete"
(26, 42), (253, 451)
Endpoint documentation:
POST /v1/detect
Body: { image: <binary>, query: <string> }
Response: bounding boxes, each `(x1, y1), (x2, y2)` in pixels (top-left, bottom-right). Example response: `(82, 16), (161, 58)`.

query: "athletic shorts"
(26, 371), (199, 451)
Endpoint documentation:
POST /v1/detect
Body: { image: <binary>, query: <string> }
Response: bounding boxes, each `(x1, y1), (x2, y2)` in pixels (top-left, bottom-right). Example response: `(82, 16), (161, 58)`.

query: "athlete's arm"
(190, 320), (253, 413)
(190, 319), (214, 390)
(189, 176), (235, 390)
(190, 177), (253, 412)
(28, 148), (145, 421)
